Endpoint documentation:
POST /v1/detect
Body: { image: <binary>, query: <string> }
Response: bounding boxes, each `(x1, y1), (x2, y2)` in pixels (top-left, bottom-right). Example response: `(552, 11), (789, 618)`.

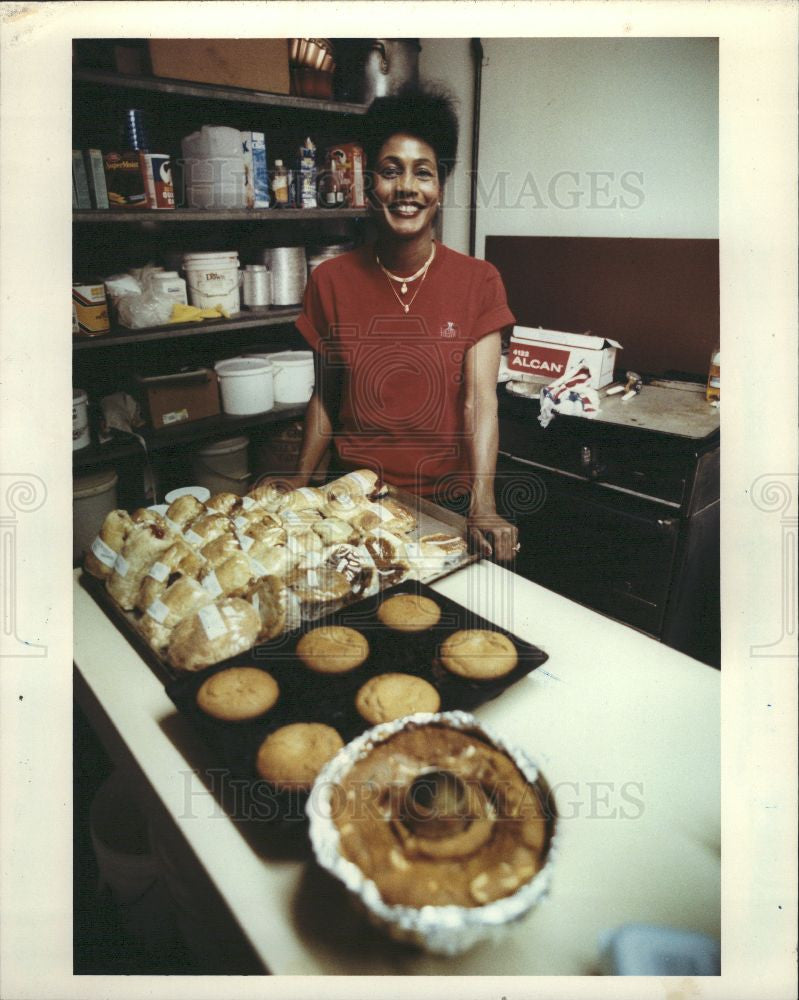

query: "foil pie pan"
(307, 710), (559, 955)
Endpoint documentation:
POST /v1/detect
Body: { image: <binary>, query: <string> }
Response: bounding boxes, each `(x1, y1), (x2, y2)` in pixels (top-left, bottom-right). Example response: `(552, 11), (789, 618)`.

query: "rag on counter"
(538, 364), (600, 429)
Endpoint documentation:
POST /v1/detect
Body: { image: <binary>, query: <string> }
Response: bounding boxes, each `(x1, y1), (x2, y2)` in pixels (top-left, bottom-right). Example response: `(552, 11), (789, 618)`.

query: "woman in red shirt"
(291, 89), (519, 562)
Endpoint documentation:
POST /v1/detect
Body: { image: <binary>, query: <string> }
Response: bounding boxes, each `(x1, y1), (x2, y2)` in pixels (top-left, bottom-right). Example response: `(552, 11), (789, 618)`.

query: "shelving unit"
(73, 59), (369, 504)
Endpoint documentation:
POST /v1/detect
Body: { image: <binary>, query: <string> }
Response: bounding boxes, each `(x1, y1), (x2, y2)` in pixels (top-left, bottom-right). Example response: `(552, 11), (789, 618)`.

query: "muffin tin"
(164, 581), (548, 823)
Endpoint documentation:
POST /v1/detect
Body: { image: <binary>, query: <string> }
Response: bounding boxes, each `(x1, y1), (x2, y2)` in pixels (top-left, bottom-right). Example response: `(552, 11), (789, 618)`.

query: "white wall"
(421, 37), (718, 256)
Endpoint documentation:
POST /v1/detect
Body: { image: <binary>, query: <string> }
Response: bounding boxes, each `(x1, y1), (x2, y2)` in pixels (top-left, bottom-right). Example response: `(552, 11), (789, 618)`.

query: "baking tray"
(79, 486), (479, 685)
(164, 580), (548, 824)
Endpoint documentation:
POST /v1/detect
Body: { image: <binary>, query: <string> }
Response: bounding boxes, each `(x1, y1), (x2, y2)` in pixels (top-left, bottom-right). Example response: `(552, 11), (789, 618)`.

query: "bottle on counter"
(706, 344), (720, 403)
(272, 159), (289, 206)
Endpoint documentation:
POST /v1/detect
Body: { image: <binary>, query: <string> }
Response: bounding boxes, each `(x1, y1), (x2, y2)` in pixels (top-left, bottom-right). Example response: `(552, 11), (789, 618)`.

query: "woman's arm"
(463, 332), (519, 562)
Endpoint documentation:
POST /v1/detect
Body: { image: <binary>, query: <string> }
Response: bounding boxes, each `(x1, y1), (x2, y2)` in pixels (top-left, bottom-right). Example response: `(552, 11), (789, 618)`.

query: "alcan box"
(508, 326), (622, 389)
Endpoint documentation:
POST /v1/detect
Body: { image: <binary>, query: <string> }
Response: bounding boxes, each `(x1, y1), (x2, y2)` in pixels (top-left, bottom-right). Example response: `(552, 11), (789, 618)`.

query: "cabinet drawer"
(497, 458), (679, 636)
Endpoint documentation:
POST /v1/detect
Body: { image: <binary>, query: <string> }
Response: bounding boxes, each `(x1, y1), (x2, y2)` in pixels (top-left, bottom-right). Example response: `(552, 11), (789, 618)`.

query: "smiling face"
(370, 133), (441, 243)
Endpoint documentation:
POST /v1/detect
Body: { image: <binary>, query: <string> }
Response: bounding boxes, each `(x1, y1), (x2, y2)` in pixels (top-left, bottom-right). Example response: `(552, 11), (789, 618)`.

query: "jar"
(242, 264), (270, 308)
(151, 270), (188, 305)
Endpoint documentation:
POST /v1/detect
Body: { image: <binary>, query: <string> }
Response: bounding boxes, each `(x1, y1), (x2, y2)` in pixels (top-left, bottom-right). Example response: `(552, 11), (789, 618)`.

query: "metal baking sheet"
(78, 488), (479, 685)
(164, 580), (549, 825)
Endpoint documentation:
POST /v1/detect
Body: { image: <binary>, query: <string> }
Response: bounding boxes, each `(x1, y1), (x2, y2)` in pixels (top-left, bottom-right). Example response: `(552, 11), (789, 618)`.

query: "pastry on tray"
(377, 593), (442, 633)
(439, 629), (519, 680)
(83, 509), (135, 580)
(106, 521), (174, 610)
(255, 722), (344, 791)
(135, 538), (206, 613)
(355, 672), (441, 725)
(167, 597), (261, 672)
(138, 576), (213, 653)
(296, 625), (370, 675)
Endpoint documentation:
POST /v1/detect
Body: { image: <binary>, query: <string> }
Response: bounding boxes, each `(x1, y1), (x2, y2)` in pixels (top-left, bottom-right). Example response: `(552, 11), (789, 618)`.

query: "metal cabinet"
(496, 389), (720, 666)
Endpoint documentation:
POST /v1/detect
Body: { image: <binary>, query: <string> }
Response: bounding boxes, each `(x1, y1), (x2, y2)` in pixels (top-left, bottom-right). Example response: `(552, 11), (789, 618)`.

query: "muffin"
(255, 722), (344, 791)
(196, 666), (279, 722)
(439, 630), (518, 680)
(355, 673), (441, 725)
(377, 593), (442, 633)
(296, 625), (370, 674)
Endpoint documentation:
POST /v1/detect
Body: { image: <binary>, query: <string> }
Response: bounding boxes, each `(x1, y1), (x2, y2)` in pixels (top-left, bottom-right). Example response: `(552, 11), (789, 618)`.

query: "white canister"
(191, 436), (251, 497)
(242, 264), (270, 309)
(215, 357), (275, 415)
(151, 270), (188, 305)
(261, 247), (307, 306)
(73, 467), (119, 562)
(73, 388), (90, 451)
(269, 350), (315, 404)
(182, 251), (241, 314)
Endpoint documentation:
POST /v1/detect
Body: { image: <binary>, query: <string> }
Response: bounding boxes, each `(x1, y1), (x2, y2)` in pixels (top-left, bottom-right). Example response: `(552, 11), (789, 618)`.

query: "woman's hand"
(467, 509), (519, 563)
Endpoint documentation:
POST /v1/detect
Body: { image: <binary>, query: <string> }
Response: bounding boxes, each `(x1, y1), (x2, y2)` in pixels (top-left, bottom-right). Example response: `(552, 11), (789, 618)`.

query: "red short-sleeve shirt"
(296, 241), (515, 494)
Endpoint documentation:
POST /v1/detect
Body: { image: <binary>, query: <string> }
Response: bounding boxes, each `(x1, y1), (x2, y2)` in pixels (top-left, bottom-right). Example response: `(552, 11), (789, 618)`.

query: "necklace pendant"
(403, 304), (409, 313)
(400, 282), (408, 294)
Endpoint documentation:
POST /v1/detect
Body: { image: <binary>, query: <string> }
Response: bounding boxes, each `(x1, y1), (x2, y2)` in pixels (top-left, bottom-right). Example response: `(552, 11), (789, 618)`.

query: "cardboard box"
(327, 142), (366, 207)
(508, 326), (622, 389)
(148, 39), (290, 94)
(85, 149), (109, 209)
(135, 369), (220, 429)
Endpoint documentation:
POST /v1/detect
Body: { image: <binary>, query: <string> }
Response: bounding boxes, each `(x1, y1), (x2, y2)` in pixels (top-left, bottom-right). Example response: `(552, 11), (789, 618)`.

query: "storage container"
(72, 388), (90, 451)
(181, 126), (247, 210)
(191, 436), (251, 496)
(242, 264), (270, 308)
(183, 252), (241, 314)
(73, 467), (118, 562)
(215, 357), (275, 416)
(135, 368), (220, 429)
(269, 350), (315, 404)
(260, 247), (307, 305)
(151, 270), (187, 305)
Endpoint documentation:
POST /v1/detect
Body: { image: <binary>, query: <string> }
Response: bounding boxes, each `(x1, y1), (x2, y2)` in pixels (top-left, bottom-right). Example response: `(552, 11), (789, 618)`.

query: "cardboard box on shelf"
(327, 142), (365, 207)
(508, 327), (622, 389)
(135, 369), (220, 429)
(148, 39), (290, 94)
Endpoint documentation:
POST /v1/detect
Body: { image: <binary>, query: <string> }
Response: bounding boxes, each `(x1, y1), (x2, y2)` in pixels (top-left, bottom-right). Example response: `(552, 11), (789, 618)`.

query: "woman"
(289, 88), (519, 562)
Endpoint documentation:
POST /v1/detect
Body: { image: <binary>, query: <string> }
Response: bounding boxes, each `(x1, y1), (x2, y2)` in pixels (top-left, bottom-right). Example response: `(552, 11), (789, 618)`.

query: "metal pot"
(360, 39), (421, 103)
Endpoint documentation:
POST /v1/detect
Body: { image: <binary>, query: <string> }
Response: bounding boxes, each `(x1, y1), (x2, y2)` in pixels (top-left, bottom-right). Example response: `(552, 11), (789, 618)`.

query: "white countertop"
(73, 562), (720, 975)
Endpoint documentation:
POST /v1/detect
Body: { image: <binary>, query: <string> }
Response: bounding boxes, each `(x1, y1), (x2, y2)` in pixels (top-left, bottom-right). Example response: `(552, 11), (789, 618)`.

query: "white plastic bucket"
(73, 467), (118, 562)
(73, 388), (90, 451)
(215, 357), (274, 416)
(191, 436), (251, 496)
(183, 251), (241, 314)
(269, 350), (315, 404)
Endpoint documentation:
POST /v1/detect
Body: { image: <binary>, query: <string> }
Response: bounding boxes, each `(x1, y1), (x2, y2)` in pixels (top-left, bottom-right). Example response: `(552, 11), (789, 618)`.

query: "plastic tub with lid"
(215, 357), (274, 415)
(266, 350), (315, 404)
(182, 251), (241, 314)
(73, 467), (118, 563)
(191, 436), (251, 497)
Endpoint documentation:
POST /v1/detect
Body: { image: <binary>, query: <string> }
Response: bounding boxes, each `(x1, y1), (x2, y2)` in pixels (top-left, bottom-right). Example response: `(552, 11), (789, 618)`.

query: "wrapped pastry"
(362, 528), (411, 587)
(326, 468), (385, 499)
(167, 597), (261, 672)
(285, 530), (324, 571)
(83, 509), (135, 580)
(199, 550), (257, 600)
(288, 565), (351, 620)
(248, 544), (290, 579)
(279, 507), (324, 534)
(165, 494), (205, 532)
(182, 512), (233, 549)
(204, 492), (243, 516)
(376, 498), (417, 534)
(312, 516), (359, 547)
(247, 575), (301, 641)
(135, 538), (206, 613)
(106, 521), (174, 610)
(200, 532), (243, 569)
(238, 514), (286, 549)
(247, 480), (292, 513)
(138, 576), (213, 653)
(322, 543), (378, 602)
(279, 486), (328, 512)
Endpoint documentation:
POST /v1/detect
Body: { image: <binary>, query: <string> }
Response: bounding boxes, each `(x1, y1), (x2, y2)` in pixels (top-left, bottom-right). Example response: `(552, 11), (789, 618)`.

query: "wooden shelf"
(73, 68), (369, 115)
(73, 402), (307, 471)
(73, 309), (300, 350)
(73, 207), (369, 224)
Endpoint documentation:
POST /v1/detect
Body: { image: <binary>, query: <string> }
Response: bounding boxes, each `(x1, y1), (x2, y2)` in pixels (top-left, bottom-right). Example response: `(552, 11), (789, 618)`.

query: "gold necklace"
(383, 262), (431, 313)
(376, 242), (436, 295)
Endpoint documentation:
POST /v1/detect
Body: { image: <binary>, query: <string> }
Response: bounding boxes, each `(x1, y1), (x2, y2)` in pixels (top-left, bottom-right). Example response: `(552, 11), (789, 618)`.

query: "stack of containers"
(261, 247), (307, 306)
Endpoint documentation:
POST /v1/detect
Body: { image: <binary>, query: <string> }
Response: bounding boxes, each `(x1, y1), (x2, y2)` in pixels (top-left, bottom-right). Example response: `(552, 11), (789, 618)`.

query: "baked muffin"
(439, 630), (518, 680)
(167, 597), (260, 672)
(296, 625), (370, 674)
(255, 722), (344, 791)
(196, 666), (279, 722)
(355, 673), (441, 725)
(377, 593), (442, 633)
